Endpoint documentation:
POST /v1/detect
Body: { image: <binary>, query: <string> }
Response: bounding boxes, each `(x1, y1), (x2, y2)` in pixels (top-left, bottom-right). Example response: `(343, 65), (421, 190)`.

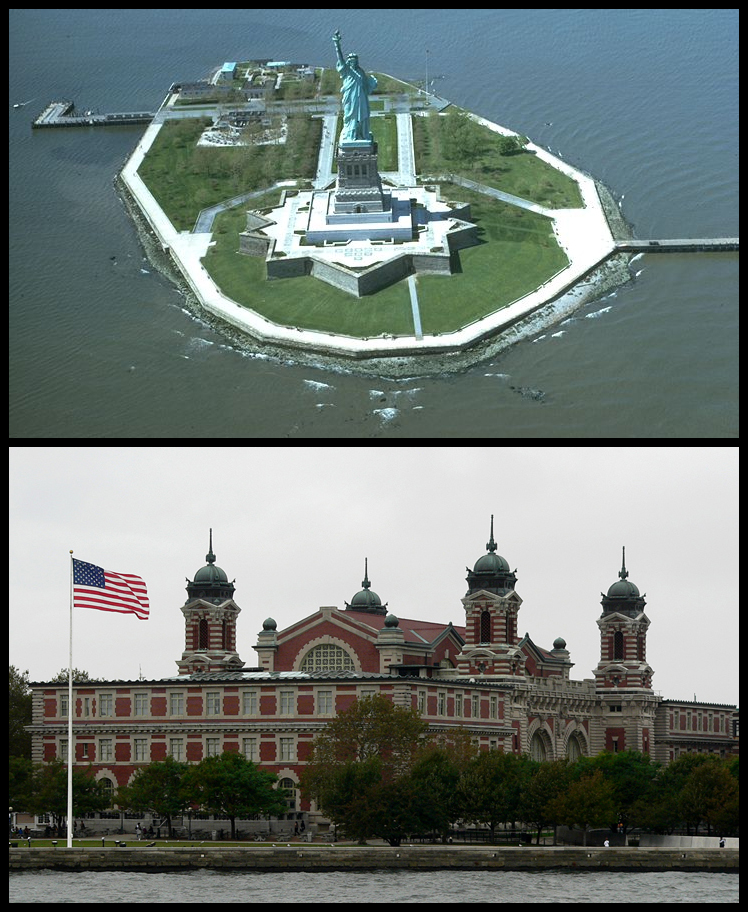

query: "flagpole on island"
(67, 550), (74, 848)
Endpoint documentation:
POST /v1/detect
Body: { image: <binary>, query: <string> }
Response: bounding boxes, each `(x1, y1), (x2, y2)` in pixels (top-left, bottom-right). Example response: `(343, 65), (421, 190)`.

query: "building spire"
(206, 528), (216, 565)
(361, 557), (371, 590)
(619, 545), (628, 580)
(486, 514), (497, 553)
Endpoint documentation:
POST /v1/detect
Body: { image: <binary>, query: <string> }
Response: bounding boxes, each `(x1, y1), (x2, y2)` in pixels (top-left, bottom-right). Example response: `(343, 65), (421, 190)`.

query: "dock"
(615, 238), (738, 253)
(32, 101), (154, 129)
(8, 844), (739, 874)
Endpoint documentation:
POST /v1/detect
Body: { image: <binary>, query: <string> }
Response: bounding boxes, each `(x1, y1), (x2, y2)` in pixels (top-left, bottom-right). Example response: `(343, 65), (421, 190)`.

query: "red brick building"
(27, 523), (738, 832)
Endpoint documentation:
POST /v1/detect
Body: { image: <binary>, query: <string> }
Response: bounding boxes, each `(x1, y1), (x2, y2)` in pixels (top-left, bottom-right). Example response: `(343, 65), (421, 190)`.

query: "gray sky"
(9, 446), (738, 707)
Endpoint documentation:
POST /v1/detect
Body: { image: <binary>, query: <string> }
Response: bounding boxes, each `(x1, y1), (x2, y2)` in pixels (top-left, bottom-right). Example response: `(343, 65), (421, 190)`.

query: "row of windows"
(56, 686), (503, 721)
(419, 690), (501, 720)
(55, 689), (336, 720)
(58, 735), (299, 764)
(669, 710), (731, 734)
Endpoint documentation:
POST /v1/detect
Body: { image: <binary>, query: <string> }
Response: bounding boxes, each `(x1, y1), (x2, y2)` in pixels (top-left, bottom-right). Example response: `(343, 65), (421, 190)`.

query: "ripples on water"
(9, 869), (739, 903)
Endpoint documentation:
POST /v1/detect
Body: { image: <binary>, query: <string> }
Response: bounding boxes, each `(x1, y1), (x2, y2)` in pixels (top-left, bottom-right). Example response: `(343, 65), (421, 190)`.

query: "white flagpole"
(67, 551), (74, 848)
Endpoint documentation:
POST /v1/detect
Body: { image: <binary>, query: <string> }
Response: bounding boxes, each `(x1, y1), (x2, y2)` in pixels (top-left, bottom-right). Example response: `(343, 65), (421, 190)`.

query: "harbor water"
(9, 9), (738, 438)
(8, 867), (739, 903)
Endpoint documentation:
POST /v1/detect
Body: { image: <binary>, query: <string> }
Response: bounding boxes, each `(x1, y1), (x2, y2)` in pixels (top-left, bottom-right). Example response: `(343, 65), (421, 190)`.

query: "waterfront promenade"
(9, 844), (738, 873)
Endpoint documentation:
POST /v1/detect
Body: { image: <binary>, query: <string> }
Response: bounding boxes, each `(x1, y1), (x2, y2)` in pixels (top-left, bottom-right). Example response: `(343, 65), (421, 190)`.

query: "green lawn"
(203, 183), (567, 338)
(413, 111), (584, 209)
(138, 116), (321, 231)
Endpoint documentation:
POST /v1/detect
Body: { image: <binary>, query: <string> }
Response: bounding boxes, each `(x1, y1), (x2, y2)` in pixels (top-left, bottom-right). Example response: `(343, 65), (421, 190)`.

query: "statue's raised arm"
(333, 29), (344, 66)
(331, 29), (377, 143)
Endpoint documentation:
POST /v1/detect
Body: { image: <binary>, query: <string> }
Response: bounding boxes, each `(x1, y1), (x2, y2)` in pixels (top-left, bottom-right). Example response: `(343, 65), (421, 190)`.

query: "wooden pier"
(32, 101), (154, 129)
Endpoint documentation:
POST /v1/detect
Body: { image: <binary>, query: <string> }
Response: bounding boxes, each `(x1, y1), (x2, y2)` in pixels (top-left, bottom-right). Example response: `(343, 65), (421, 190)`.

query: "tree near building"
(547, 768), (617, 845)
(518, 758), (573, 844)
(185, 750), (287, 840)
(583, 750), (661, 833)
(459, 751), (529, 840)
(300, 694), (429, 844)
(9, 666), (32, 760)
(26, 759), (109, 832)
(117, 757), (191, 837)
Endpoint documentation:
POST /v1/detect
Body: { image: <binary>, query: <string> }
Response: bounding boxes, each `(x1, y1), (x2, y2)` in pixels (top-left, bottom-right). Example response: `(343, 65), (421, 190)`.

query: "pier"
(615, 238), (738, 253)
(8, 845), (739, 874)
(32, 101), (154, 129)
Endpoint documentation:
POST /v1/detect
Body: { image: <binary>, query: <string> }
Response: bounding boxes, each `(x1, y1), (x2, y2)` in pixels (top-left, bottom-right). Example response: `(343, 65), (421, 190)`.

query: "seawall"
(9, 845), (738, 873)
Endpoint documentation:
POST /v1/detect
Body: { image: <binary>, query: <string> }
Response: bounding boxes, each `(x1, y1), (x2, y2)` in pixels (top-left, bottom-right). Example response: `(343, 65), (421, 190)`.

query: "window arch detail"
(300, 643), (355, 674)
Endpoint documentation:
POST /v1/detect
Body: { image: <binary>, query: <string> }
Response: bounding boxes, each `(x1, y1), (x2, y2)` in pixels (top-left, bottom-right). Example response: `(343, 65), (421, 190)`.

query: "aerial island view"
(56, 30), (660, 376)
(13, 9), (737, 440)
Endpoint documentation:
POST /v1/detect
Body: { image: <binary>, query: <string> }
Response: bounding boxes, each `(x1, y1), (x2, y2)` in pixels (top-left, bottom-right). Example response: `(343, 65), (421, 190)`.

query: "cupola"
(345, 558), (387, 615)
(465, 515), (517, 595)
(185, 529), (235, 604)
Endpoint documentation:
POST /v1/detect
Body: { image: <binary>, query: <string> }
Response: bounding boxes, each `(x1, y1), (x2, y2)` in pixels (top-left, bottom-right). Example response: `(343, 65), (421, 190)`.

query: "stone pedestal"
(332, 139), (386, 215)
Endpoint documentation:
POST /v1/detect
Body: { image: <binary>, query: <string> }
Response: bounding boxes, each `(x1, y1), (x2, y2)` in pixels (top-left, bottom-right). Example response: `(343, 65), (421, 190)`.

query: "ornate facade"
(27, 522), (738, 830)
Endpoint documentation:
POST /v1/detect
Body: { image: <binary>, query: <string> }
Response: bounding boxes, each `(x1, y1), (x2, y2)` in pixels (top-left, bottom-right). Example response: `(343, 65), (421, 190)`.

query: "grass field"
(204, 183), (567, 337)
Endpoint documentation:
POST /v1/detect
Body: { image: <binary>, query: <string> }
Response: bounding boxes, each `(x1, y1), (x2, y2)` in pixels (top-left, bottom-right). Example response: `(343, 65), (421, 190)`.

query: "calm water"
(8, 868), (740, 903)
(9, 9), (738, 438)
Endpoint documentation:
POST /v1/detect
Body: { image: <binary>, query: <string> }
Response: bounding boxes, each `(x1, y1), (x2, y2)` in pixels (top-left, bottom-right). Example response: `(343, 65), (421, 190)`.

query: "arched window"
(279, 777), (297, 813)
(99, 777), (115, 807)
(566, 733), (584, 761)
(480, 611), (491, 644)
(300, 644), (354, 673)
(614, 631), (624, 660)
(529, 731), (548, 762)
(198, 619), (209, 649)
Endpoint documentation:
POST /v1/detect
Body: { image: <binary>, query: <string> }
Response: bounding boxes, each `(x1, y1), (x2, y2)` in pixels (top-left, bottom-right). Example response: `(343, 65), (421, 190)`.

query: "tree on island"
(547, 768), (617, 845)
(185, 750), (288, 840)
(301, 694), (432, 845)
(117, 756), (191, 837)
(518, 758), (574, 845)
(9, 665), (32, 760)
(25, 759), (110, 833)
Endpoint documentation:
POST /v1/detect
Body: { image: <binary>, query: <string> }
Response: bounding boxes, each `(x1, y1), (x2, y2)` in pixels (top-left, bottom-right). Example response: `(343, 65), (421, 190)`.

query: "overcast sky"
(9, 446), (738, 707)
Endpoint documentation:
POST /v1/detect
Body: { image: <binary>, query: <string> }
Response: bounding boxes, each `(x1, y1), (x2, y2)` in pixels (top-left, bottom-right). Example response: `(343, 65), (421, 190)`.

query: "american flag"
(72, 559), (149, 620)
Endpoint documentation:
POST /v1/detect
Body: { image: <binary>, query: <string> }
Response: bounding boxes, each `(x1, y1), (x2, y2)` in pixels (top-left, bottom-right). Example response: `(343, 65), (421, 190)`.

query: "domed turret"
(466, 515), (517, 595)
(345, 558), (387, 615)
(185, 530), (235, 603)
(601, 547), (646, 616)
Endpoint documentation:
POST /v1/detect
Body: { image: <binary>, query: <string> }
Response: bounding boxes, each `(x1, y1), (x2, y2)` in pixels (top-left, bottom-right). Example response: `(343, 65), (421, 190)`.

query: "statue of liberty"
(333, 30), (377, 143)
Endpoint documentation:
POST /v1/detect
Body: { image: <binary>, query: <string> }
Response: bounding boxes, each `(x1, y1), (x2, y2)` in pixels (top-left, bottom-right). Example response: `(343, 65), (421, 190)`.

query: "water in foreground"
(9, 868), (738, 903)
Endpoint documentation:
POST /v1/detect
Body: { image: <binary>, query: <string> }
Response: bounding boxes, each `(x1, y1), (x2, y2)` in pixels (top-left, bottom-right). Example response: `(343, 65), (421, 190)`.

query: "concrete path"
(407, 276), (423, 340)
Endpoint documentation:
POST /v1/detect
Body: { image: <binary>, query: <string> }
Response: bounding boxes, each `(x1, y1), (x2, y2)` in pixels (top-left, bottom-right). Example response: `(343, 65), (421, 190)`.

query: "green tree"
(583, 750), (661, 832)
(518, 758), (573, 844)
(677, 757), (739, 835)
(459, 751), (529, 840)
(49, 668), (104, 683)
(186, 751), (287, 839)
(548, 768), (617, 845)
(9, 666), (32, 760)
(117, 757), (190, 837)
(26, 759), (109, 831)
(409, 744), (467, 842)
(300, 695), (429, 843)
(305, 694), (427, 769)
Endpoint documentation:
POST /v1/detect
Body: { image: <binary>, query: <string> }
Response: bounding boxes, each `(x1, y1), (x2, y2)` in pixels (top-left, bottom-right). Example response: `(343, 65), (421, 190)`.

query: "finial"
(206, 528), (216, 564)
(361, 557), (371, 590)
(619, 546), (628, 580)
(486, 514), (497, 553)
